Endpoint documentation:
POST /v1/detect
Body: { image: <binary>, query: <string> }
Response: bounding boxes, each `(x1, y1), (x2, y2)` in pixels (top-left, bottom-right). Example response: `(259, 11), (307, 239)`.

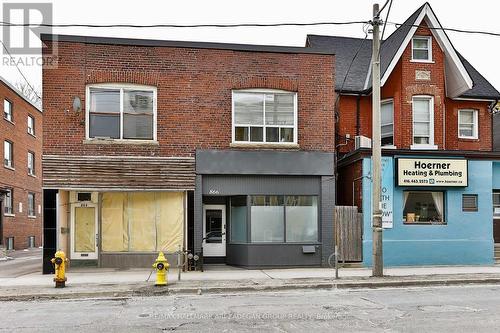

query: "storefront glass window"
(286, 196), (318, 242)
(403, 191), (445, 224)
(494, 192), (500, 219)
(230, 196), (247, 243)
(250, 196), (285, 242)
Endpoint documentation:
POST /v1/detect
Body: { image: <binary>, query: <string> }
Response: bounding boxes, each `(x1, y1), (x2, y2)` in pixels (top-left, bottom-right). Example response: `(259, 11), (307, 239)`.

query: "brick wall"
(42, 41), (335, 157)
(0, 81), (42, 250)
(337, 22), (492, 153)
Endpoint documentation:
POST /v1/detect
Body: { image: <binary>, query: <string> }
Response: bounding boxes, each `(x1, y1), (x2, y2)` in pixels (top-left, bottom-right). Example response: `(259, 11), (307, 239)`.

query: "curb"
(1, 277), (499, 301)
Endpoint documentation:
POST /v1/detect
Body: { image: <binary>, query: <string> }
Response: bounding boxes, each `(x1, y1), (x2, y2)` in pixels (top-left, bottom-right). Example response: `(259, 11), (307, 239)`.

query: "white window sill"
(28, 173), (36, 178)
(4, 165), (15, 171)
(3, 213), (15, 217)
(382, 145), (397, 149)
(410, 144), (438, 150)
(28, 132), (36, 138)
(28, 215), (36, 219)
(458, 136), (478, 140)
(230, 142), (299, 149)
(83, 138), (159, 146)
(3, 118), (14, 125)
(410, 59), (434, 64)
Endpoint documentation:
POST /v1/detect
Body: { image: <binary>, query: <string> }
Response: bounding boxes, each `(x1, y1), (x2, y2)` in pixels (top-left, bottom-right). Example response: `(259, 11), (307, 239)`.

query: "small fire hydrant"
(51, 250), (69, 288)
(152, 252), (170, 286)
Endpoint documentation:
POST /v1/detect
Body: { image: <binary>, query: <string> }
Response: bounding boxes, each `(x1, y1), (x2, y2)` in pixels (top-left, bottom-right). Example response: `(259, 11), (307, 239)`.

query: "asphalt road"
(1, 284), (500, 332)
(0, 248), (41, 278)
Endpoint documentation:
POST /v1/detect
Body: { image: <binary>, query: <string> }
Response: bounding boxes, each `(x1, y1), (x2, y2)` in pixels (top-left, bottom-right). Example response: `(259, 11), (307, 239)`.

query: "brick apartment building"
(41, 34), (335, 271)
(0, 76), (43, 251)
(308, 3), (500, 266)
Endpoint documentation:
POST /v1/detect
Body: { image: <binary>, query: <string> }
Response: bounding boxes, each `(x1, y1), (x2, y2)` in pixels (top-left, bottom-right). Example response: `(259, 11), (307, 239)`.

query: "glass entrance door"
(71, 203), (98, 259)
(203, 205), (226, 257)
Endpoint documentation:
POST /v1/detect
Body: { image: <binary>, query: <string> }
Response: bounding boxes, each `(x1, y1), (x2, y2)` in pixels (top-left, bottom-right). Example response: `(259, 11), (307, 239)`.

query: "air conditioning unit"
(355, 135), (372, 149)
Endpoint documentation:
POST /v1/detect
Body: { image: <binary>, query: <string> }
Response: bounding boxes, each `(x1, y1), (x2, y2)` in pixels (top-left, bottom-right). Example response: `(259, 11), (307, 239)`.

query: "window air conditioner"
(354, 135), (372, 149)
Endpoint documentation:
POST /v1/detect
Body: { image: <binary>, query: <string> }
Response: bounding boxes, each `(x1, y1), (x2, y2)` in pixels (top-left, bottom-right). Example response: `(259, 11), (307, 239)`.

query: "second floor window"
(28, 193), (35, 217)
(412, 36), (432, 62)
(4, 99), (12, 122)
(412, 96), (434, 146)
(4, 140), (13, 168)
(381, 99), (394, 146)
(4, 189), (13, 215)
(494, 191), (500, 219)
(87, 85), (156, 140)
(27, 115), (35, 135)
(458, 109), (478, 139)
(28, 151), (35, 176)
(233, 90), (297, 144)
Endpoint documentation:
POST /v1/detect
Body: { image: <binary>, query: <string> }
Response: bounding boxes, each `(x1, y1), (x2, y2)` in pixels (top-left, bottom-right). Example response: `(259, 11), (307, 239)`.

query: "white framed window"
(381, 99), (394, 146)
(232, 90), (297, 144)
(27, 193), (35, 217)
(86, 84), (157, 141)
(4, 99), (12, 122)
(4, 189), (13, 215)
(27, 115), (35, 136)
(403, 191), (445, 224)
(494, 191), (500, 219)
(27, 151), (35, 176)
(4, 140), (13, 168)
(458, 109), (478, 139)
(412, 36), (432, 62)
(412, 96), (435, 149)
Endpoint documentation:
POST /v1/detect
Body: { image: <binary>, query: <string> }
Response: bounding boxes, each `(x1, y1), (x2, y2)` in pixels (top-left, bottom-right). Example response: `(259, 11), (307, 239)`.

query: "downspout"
(356, 94), (361, 136)
(489, 99), (499, 150)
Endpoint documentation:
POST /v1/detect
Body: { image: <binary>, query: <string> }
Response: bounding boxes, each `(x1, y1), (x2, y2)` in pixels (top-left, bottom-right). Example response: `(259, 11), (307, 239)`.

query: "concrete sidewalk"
(1, 265), (500, 301)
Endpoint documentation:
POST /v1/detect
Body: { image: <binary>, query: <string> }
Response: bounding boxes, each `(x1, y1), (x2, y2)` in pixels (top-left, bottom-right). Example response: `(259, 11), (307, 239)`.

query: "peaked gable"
(379, 3), (472, 98)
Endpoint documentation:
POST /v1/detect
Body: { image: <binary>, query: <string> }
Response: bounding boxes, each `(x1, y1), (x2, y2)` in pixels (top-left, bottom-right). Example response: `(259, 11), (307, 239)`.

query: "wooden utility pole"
(371, 3), (384, 277)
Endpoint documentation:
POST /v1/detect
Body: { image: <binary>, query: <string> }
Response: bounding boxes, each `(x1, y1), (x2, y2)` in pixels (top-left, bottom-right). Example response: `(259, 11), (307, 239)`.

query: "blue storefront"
(361, 154), (500, 267)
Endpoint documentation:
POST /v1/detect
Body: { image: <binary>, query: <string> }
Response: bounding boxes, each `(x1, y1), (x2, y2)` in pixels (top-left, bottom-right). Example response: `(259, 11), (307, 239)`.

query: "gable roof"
(307, 3), (500, 100)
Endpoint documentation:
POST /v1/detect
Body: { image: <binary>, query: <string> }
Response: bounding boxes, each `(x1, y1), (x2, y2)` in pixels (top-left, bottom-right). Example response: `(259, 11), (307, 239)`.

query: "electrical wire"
(0, 21), (368, 28)
(380, 0), (393, 41)
(0, 39), (42, 103)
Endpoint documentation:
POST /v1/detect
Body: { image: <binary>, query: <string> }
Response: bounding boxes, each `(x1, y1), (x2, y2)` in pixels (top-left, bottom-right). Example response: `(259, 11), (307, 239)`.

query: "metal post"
(177, 245), (182, 281)
(371, 3), (384, 277)
(334, 245), (339, 279)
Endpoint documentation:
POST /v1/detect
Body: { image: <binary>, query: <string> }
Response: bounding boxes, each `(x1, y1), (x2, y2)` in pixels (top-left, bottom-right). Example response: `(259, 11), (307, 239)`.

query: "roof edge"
(0, 75), (42, 112)
(41, 33), (335, 55)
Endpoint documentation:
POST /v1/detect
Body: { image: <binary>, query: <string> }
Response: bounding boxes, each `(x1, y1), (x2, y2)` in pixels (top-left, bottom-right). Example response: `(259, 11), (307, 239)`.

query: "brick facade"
(42, 40), (335, 158)
(0, 80), (42, 250)
(337, 23), (493, 153)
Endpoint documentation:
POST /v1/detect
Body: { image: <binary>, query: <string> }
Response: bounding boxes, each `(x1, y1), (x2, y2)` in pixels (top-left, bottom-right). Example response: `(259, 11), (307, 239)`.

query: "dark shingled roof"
(307, 3), (500, 100)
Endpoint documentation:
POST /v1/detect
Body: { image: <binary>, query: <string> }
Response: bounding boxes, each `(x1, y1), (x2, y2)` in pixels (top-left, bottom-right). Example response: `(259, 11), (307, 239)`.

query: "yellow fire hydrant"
(152, 252), (170, 286)
(51, 250), (69, 288)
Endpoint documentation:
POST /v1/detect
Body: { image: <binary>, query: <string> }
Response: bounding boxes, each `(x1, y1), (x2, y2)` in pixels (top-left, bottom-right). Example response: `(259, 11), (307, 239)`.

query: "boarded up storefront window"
(101, 192), (184, 252)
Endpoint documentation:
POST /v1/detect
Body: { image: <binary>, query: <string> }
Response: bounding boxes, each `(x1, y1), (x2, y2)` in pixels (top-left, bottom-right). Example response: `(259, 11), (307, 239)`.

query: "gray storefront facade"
(194, 150), (335, 267)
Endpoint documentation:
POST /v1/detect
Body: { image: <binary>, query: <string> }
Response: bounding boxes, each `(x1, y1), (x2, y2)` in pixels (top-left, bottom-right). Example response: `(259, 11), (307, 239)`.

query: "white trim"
(85, 83), (157, 141)
(70, 202), (98, 260)
(202, 204), (226, 257)
(380, 4), (473, 97)
(381, 98), (394, 146)
(411, 36), (432, 62)
(453, 97), (496, 102)
(458, 109), (479, 139)
(231, 89), (298, 145)
(412, 95), (435, 148)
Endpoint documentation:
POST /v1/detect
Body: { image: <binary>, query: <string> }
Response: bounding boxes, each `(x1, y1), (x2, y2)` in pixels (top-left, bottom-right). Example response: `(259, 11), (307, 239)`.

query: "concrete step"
(340, 262), (363, 268)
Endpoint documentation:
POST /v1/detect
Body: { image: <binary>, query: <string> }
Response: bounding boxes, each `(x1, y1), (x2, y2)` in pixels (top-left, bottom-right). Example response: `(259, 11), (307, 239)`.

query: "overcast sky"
(1, 0), (499, 100)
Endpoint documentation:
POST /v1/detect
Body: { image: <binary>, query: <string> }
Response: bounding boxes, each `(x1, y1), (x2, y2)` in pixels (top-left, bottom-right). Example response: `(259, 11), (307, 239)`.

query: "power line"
(0, 21), (368, 28)
(380, 0), (393, 41)
(0, 39), (42, 103)
(2, 19), (499, 39)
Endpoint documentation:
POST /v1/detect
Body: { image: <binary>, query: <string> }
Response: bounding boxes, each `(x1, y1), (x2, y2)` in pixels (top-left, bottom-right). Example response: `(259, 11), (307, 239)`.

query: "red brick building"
(308, 3), (500, 266)
(41, 35), (335, 270)
(0, 76), (43, 250)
